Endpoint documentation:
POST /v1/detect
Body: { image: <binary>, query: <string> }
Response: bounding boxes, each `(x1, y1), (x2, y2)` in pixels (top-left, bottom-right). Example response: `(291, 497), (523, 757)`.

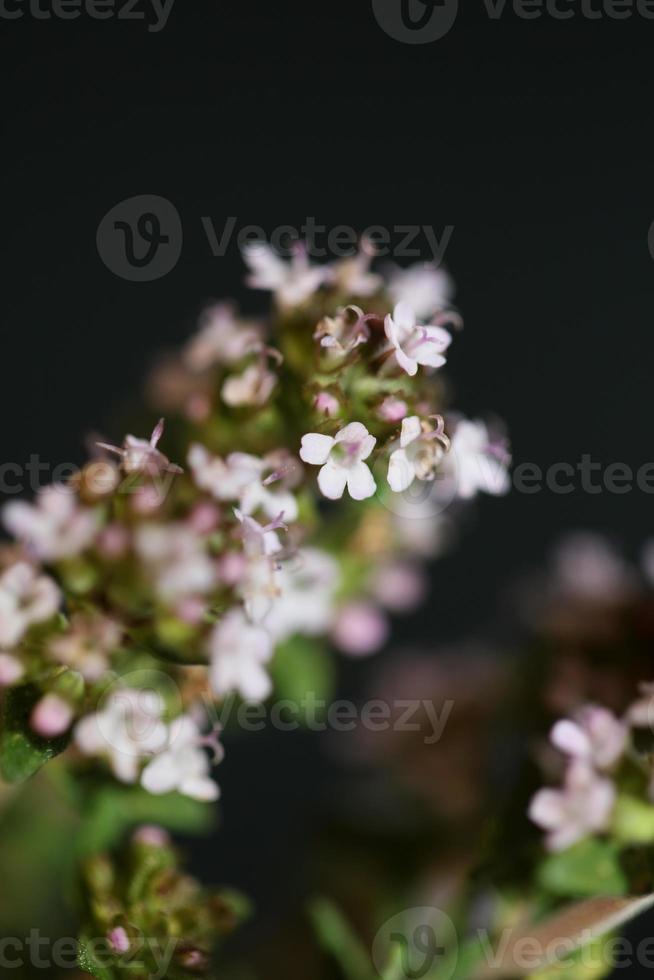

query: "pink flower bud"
(314, 392), (340, 418)
(0, 653), (24, 687)
(107, 927), (130, 955)
(30, 694), (73, 739)
(132, 825), (171, 848)
(372, 563), (427, 613)
(332, 602), (389, 658)
(96, 523), (130, 559)
(378, 397), (408, 423)
(218, 552), (247, 586)
(188, 501), (220, 535)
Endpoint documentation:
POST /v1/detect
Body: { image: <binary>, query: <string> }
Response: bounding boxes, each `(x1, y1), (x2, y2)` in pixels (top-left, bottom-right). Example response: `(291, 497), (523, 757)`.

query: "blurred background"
(2, 0), (653, 971)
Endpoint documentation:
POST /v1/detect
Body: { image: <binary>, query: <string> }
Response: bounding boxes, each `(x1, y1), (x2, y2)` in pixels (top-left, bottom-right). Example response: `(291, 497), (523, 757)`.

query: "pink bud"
(0, 653), (24, 687)
(218, 552), (247, 586)
(96, 523), (130, 559)
(378, 397), (408, 423)
(132, 824), (171, 848)
(188, 501), (220, 535)
(130, 483), (166, 514)
(332, 602), (390, 658)
(30, 694), (73, 739)
(314, 392), (340, 418)
(185, 393), (212, 423)
(107, 927), (130, 955)
(372, 563), (427, 613)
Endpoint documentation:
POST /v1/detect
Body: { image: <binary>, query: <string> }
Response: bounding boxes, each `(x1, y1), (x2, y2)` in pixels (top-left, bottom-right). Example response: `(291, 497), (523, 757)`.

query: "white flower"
(49, 614), (122, 683)
(447, 419), (511, 499)
(75, 689), (168, 784)
(384, 302), (451, 377)
(265, 548), (339, 642)
(141, 715), (221, 802)
(300, 422), (377, 501)
(4, 486), (100, 562)
(208, 608), (274, 702)
(98, 419), (183, 477)
(184, 303), (263, 371)
(387, 262), (453, 319)
(528, 761), (616, 852)
(135, 523), (216, 602)
(188, 445), (298, 522)
(243, 242), (329, 307)
(0, 562), (60, 647)
(222, 361), (277, 407)
(314, 305), (371, 356)
(0, 652), (24, 686)
(387, 416), (449, 493)
(234, 510), (285, 623)
(553, 534), (634, 603)
(330, 241), (382, 297)
(551, 706), (627, 771)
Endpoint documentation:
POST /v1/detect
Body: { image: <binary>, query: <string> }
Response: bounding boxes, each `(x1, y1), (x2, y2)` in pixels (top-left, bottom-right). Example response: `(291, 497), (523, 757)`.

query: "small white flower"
(141, 715), (222, 802)
(447, 419), (511, 500)
(234, 510), (285, 623)
(49, 614), (122, 683)
(75, 688), (168, 784)
(244, 242), (329, 308)
(4, 486), (100, 562)
(135, 523), (216, 602)
(188, 445), (298, 522)
(208, 608), (274, 702)
(184, 303), (263, 371)
(528, 761), (616, 852)
(553, 534), (634, 603)
(265, 548), (339, 642)
(300, 422), (377, 501)
(550, 706), (627, 771)
(98, 419), (183, 477)
(387, 262), (453, 319)
(0, 562), (60, 647)
(384, 302), (451, 377)
(387, 416), (449, 493)
(314, 305), (371, 356)
(330, 241), (382, 297)
(222, 361), (277, 407)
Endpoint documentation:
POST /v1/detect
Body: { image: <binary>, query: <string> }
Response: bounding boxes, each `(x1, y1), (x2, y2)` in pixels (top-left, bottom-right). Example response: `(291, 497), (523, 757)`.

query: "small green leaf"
(77, 937), (116, 979)
(309, 897), (374, 980)
(537, 839), (628, 898)
(612, 795), (654, 844)
(271, 636), (335, 711)
(0, 684), (70, 783)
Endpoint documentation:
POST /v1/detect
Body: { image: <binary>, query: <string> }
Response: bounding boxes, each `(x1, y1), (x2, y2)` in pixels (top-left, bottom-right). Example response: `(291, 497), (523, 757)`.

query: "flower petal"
(318, 461), (348, 500)
(300, 433), (335, 465)
(387, 449), (415, 493)
(141, 752), (179, 796)
(400, 416), (422, 449)
(347, 462), (377, 501)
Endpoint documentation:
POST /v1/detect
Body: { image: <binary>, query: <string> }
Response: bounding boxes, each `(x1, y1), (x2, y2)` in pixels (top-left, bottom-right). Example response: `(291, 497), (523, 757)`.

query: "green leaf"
(309, 897), (374, 980)
(612, 795), (654, 844)
(537, 839), (628, 898)
(0, 684), (70, 783)
(76, 784), (215, 856)
(271, 636), (335, 711)
(77, 937), (116, 979)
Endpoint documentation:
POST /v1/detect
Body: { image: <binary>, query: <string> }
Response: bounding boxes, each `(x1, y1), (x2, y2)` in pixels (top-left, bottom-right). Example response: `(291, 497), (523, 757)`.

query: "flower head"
(384, 302), (451, 377)
(208, 608), (273, 701)
(300, 422), (377, 501)
(141, 714), (221, 802)
(0, 561), (60, 647)
(528, 761), (616, 852)
(387, 416), (449, 493)
(4, 486), (99, 562)
(243, 242), (329, 308)
(98, 419), (183, 477)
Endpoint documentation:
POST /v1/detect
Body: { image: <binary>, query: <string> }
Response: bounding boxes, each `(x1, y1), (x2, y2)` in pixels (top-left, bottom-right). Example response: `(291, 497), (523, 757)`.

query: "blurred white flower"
(331, 601), (389, 657)
(0, 652), (24, 686)
(208, 608), (273, 701)
(387, 262), (453, 319)
(49, 614), (122, 682)
(4, 486), (100, 562)
(447, 419), (511, 500)
(98, 418), (183, 477)
(329, 239), (382, 297)
(384, 302), (451, 377)
(626, 682), (654, 729)
(371, 562), (427, 614)
(234, 510), (285, 623)
(0, 561), (60, 647)
(135, 523), (216, 602)
(244, 242), (329, 307)
(300, 422), (376, 501)
(184, 303), (263, 371)
(189, 446), (298, 522)
(387, 416), (448, 493)
(265, 548), (339, 642)
(553, 534), (634, 603)
(222, 361), (277, 407)
(75, 688), (168, 784)
(528, 761), (615, 852)
(550, 706), (627, 771)
(141, 714), (221, 802)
